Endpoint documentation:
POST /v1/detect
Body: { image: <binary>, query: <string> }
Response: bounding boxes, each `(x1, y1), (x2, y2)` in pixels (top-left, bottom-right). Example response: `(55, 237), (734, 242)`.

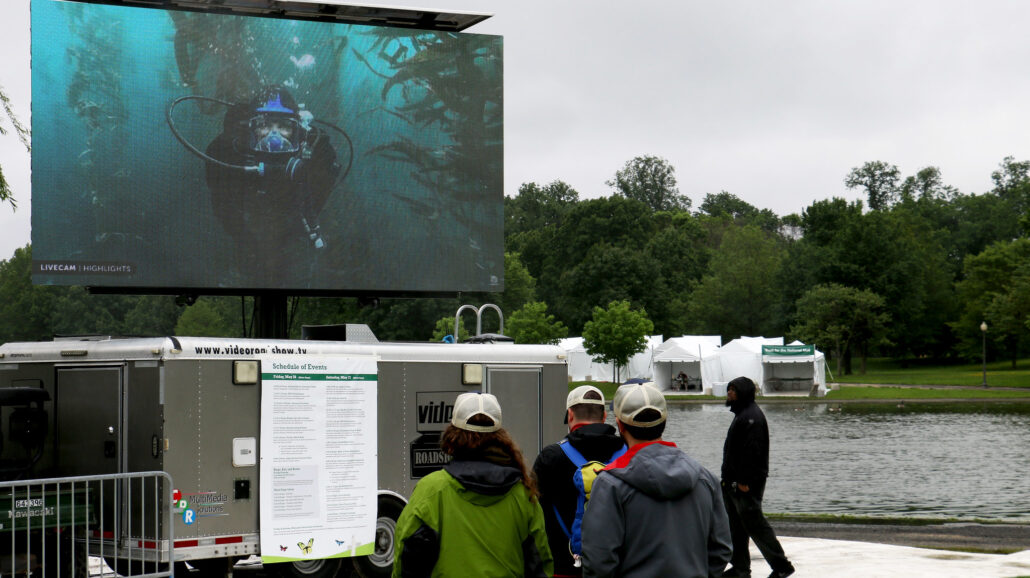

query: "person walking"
(533, 385), (626, 577)
(392, 392), (553, 577)
(580, 383), (731, 577)
(721, 376), (795, 578)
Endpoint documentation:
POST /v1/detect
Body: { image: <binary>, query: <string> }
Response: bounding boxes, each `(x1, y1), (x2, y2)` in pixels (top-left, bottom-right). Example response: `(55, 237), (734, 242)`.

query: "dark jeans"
(722, 481), (791, 573)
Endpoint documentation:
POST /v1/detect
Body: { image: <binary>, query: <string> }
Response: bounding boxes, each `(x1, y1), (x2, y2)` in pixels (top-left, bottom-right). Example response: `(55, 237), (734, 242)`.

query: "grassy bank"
(825, 386), (1030, 400)
(829, 357), (1030, 388)
(569, 381), (1030, 402)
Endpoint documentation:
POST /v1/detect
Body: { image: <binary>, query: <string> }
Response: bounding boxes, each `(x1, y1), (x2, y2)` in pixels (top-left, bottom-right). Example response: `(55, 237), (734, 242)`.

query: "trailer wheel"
(37, 530), (87, 578)
(270, 557), (344, 578)
(352, 494), (405, 578)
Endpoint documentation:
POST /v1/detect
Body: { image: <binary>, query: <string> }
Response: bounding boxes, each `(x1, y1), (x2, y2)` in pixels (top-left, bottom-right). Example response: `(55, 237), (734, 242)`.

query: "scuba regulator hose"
(166, 95), (354, 186)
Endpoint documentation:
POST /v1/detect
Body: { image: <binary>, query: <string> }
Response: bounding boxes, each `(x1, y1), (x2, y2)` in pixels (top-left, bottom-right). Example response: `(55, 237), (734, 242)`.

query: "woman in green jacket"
(392, 392), (553, 577)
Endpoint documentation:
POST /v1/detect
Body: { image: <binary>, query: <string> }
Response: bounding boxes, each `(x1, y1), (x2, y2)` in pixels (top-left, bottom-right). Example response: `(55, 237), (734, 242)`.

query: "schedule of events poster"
(259, 355), (378, 563)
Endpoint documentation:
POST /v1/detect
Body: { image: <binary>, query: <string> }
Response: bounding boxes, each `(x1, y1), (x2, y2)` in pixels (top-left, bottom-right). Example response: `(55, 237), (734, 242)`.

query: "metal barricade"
(0, 471), (173, 577)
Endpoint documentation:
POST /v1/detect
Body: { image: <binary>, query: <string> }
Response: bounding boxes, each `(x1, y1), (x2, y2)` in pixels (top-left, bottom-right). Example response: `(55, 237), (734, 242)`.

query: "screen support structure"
(254, 295), (288, 339)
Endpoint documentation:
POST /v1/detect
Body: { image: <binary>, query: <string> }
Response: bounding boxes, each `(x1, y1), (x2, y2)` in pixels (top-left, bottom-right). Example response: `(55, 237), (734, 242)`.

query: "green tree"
(431, 315), (470, 342)
(899, 166), (957, 203)
(687, 225), (786, 340)
(173, 297), (240, 337)
(607, 155), (691, 212)
(556, 243), (665, 333)
(497, 252), (536, 317)
(953, 239), (1030, 367)
(642, 213), (710, 335)
(698, 191), (781, 233)
(505, 180), (579, 236)
(123, 296), (182, 336)
(990, 156), (1030, 237)
(0, 245), (55, 342)
(582, 300), (654, 382)
(536, 196), (655, 327)
(507, 301), (568, 345)
(790, 283), (891, 375)
(0, 84), (30, 207)
(831, 208), (954, 359)
(845, 161), (900, 211)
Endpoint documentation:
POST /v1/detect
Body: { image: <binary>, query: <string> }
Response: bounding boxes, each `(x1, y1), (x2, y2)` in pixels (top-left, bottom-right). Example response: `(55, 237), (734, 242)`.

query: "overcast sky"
(4, 0), (1030, 261)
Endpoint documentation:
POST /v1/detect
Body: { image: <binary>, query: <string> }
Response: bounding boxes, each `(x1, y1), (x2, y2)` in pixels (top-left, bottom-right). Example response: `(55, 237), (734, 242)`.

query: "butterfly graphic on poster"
(298, 538), (314, 554)
(279, 545), (288, 552)
(335, 539), (346, 547)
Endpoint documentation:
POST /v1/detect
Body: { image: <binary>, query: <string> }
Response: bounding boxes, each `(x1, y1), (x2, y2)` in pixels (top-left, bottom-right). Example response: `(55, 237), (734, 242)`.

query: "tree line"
(1, 154), (1028, 374)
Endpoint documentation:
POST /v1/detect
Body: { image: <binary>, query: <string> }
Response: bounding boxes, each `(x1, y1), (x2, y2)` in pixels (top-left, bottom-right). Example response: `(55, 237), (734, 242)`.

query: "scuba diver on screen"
(167, 86), (351, 284)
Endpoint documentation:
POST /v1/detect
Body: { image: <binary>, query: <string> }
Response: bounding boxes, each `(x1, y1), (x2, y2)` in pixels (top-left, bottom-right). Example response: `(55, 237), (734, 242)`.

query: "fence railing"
(0, 471), (174, 577)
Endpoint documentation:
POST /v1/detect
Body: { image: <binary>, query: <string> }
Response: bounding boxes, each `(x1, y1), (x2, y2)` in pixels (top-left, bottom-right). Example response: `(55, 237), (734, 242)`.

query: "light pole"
(980, 321), (988, 388)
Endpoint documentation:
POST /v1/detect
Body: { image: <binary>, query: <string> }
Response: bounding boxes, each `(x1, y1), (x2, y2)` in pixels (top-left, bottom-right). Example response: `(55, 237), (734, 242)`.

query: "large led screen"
(30, 0), (503, 294)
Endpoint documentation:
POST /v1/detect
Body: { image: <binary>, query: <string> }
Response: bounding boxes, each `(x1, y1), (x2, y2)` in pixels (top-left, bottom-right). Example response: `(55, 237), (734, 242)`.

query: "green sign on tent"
(762, 345), (815, 356)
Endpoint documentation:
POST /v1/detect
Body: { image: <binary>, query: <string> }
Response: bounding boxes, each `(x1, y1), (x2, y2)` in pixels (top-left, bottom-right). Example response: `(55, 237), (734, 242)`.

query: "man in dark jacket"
(580, 383), (731, 577)
(533, 385), (625, 577)
(721, 376), (795, 578)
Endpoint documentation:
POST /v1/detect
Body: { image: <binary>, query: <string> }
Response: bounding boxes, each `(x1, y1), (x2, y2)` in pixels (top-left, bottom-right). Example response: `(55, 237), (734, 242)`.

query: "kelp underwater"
(32, 0), (503, 293)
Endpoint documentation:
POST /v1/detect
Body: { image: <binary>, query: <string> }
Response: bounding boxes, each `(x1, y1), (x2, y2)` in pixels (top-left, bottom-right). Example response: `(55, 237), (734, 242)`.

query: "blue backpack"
(552, 440), (627, 564)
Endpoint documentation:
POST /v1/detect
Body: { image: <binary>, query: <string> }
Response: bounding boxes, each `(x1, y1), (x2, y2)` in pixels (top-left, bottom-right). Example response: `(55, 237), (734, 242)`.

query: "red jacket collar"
(604, 440), (677, 470)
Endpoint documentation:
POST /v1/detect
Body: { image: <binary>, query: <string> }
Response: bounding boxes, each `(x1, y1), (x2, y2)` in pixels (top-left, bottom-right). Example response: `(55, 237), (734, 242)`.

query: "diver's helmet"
(248, 88), (305, 154)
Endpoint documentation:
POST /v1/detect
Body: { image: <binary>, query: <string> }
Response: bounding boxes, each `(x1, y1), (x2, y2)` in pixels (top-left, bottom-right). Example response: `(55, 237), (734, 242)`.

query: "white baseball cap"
(451, 392), (502, 432)
(564, 385), (605, 423)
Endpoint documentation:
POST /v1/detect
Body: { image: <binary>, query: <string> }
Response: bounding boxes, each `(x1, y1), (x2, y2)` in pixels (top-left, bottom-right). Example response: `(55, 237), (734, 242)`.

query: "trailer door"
(55, 366), (123, 475)
(485, 365), (543, 464)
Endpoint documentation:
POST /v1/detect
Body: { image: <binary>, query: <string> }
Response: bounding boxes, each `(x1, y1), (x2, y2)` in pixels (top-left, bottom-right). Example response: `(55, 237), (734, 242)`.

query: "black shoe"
(723, 568), (751, 578)
(767, 565), (795, 578)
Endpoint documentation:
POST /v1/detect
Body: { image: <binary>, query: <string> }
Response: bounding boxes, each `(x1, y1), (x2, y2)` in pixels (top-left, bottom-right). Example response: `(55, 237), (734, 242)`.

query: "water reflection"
(656, 402), (1030, 521)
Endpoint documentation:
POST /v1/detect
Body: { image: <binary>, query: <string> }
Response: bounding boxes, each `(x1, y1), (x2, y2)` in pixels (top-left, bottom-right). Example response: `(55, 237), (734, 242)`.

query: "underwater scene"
(29, 0), (504, 293)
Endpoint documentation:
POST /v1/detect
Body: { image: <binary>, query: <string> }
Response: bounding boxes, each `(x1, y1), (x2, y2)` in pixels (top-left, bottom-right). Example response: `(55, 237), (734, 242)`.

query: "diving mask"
(249, 114), (303, 153)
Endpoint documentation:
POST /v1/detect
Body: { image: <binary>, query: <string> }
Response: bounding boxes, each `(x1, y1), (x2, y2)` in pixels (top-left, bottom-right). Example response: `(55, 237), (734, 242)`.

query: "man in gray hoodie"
(580, 383), (732, 577)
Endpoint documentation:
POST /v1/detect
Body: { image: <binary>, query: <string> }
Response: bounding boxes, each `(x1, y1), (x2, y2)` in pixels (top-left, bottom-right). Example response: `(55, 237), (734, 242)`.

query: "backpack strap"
(557, 439), (588, 467)
(552, 440), (583, 540)
(609, 444), (628, 462)
(552, 441), (630, 546)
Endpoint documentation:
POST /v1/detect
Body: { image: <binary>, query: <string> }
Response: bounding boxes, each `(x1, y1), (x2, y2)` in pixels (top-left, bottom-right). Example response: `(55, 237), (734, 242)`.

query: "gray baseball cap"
(612, 383), (667, 427)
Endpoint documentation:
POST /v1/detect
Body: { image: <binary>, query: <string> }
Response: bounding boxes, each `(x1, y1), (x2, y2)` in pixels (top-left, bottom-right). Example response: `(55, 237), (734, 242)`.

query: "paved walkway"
(216, 537), (1030, 577)
(752, 536), (1030, 577)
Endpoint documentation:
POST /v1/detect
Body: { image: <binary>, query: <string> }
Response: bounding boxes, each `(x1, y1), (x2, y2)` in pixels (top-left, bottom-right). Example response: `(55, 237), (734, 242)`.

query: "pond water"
(653, 402), (1030, 521)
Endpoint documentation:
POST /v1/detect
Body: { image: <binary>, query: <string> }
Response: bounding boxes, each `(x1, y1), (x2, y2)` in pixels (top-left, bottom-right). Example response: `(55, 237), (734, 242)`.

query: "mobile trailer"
(0, 334), (569, 577)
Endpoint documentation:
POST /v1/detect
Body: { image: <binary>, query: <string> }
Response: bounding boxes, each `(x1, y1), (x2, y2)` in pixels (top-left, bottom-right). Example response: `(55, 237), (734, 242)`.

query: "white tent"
(761, 340), (827, 396)
(702, 337), (827, 396)
(623, 335), (664, 381)
(558, 337), (610, 382)
(559, 335), (663, 382)
(652, 336), (722, 393)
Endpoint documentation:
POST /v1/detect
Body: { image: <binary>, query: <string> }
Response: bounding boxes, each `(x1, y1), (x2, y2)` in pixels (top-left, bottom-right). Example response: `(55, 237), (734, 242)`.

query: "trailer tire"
(352, 494), (405, 578)
(270, 557), (344, 578)
(34, 530), (88, 578)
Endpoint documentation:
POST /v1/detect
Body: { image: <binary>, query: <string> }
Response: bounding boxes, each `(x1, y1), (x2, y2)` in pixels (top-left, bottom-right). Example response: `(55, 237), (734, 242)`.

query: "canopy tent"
(558, 335), (663, 382)
(652, 336), (722, 393)
(761, 341), (827, 396)
(558, 337), (608, 381)
(702, 337), (827, 396)
(623, 335), (664, 381)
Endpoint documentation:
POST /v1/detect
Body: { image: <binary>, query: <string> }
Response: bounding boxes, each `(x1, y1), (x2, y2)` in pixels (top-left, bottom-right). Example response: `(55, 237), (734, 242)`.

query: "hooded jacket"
(721, 377), (770, 487)
(392, 458), (553, 578)
(580, 441), (732, 578)
(533, 422), (626, 576)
